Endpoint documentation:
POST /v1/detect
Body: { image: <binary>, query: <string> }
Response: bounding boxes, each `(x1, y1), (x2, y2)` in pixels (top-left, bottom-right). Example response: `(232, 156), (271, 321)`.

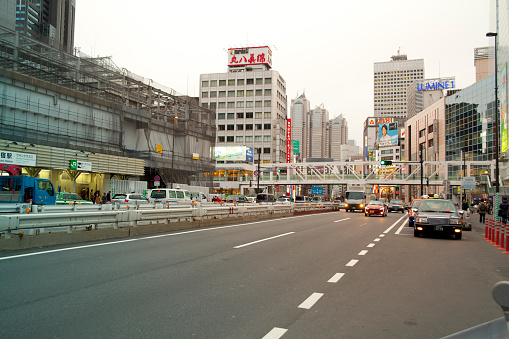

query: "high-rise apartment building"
(374, 52), (424, 119)
(308, 104), (328, 159)
(199, 46), (288, 164)
(290, 92), (310, 160)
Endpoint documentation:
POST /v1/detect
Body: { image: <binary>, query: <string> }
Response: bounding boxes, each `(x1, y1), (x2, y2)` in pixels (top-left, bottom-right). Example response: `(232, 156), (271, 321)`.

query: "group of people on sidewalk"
(475, 198), (509, 224)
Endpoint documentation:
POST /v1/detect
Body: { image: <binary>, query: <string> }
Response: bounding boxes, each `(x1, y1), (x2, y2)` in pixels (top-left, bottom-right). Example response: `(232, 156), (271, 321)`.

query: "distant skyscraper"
(308, 104), (328, 159)
(290, 92), (310, 160)
(374, 52), (424, 119)
(328, 114), (347, 161)
(12, 0), (75, 54)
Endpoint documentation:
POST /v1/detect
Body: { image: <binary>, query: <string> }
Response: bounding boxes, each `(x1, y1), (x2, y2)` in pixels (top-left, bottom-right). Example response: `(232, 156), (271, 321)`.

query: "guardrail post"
(5, 230), (11, 239)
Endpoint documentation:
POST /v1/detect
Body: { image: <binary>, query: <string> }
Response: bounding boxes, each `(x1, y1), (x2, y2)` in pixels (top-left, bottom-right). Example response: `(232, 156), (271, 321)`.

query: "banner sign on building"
(367, 117), (376, 126)
(291, 140), (300, 154)
(379, 122), (399, 147)
(417, 80), (455, 91)
(215, 146), (253, 162)
(69, 160), (92, 171)
(0, 151), (36, 166)
(376, 118), (394, 125)
(287, 119), (291, 163)
(228, 46), (272, 69)
(501, 63), (508, 153)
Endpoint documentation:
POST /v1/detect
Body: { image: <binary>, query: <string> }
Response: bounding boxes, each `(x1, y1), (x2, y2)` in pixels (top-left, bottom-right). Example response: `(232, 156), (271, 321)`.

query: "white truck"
(344, 185), (366, 212)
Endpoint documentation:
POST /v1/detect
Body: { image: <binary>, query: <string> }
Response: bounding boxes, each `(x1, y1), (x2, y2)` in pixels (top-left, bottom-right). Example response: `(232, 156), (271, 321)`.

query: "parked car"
(111, 193), (150, 205)
(408, 198), (423, 227)
(149, 188), (192, 205)
(295, 195), (311, 203)
(256, 193), (276, 203)
(190, 192), (208, 203)
(413, 199), (462, 240)
(246, 197), (256, 203)
(388, 199), (405, 213)
(364, 200), (387, 217)
(56, 192), (93, 205)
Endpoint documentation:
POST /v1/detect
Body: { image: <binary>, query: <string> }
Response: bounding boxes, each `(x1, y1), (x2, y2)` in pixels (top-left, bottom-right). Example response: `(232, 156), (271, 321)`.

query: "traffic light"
(380, 160), (393, 165)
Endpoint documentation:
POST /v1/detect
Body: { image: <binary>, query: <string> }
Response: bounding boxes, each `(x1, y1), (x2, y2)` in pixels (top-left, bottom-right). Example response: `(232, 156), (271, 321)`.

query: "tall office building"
(328, 114), (348, 161)
(12, 0), (75, 54)
(199, 46), (288, 164)
(308, 104), (329, 159)
(290, 92), (310, 161)
(374, 52), (424, 119)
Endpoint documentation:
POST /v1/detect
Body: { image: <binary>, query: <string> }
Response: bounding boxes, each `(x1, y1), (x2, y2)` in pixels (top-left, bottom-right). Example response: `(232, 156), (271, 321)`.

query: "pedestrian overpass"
(253, 160), (496, 187)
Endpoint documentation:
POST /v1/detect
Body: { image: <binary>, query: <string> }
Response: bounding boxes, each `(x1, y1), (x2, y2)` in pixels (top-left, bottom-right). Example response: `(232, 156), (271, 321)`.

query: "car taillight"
(125, 199), (129, 203)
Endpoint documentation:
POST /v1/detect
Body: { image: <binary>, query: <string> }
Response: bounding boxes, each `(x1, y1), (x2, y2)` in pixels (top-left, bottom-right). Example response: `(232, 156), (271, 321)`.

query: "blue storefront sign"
(417, 81), (455, 91)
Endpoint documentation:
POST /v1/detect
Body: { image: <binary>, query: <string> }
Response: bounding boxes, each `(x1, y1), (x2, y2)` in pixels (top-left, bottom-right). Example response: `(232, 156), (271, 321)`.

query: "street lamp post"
(171, 115), (179, 188)
(487, 32), (500, 193)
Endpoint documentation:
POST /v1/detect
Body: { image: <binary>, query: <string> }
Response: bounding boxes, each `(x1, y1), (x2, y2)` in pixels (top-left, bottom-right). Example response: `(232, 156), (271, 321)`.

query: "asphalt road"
(0, 210), (508, 338)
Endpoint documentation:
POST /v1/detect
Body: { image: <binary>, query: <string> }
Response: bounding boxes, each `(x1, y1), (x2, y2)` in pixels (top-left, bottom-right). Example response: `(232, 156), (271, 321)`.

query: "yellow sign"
(156, 144), (163, 154)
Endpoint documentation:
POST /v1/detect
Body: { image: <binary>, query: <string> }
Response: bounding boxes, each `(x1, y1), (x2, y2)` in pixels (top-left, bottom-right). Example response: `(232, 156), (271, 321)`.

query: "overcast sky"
(74, 0), (490, 146)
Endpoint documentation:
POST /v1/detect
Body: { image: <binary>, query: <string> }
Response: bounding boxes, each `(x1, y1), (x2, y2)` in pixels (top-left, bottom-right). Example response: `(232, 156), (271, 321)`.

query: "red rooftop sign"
(228, 46), (272, 69)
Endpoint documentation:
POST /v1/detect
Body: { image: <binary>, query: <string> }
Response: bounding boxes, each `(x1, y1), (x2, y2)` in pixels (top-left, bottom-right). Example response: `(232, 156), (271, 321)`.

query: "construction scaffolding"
(0, 26), (216, 188)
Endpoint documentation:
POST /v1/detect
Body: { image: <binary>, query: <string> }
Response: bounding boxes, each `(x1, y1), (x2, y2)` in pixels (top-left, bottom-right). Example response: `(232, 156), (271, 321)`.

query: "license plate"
(370, 210), (375, 214)
(434, 226), (443, 231)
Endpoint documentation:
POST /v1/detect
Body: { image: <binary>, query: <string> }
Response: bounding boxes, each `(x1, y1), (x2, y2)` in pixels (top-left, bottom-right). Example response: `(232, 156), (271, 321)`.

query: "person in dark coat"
(478, 199), (488, 223)
(106, 191), (111, 202)
(499, 198), (509, 224)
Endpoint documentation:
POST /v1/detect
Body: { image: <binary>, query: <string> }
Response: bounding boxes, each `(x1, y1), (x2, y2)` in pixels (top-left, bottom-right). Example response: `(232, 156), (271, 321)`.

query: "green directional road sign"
(69, 160), (77, 170)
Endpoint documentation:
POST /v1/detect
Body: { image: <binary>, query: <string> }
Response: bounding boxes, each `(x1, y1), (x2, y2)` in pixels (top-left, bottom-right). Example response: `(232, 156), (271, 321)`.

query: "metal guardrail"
(0, 202), (340, 239)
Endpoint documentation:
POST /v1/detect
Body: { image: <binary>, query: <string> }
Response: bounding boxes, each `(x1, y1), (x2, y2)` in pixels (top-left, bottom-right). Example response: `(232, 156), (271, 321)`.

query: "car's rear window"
(113, 194), (127, 199)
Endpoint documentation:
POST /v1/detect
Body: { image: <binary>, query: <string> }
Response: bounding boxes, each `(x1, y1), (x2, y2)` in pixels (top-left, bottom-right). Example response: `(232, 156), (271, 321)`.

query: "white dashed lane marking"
(367, 243), (375, 248)
(262, 327), (288, 339)
(328, 273), (345, 283)
(298, 293), (324, 309)
(358, 250), (368, 256)
(346, 259), (359, 267)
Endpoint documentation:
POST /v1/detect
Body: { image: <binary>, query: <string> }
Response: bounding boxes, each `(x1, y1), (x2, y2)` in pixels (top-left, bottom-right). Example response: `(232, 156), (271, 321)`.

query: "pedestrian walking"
(95, 191), (102, 204)
(101, 193), (107, 204)
(499, 198), (509, 224)
(478, 199), (488, 223)
(107, 191), (111, 202)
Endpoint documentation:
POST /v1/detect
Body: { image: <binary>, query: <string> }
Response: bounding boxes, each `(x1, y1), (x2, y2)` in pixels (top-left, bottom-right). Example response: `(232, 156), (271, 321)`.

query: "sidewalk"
(466, 211), (493, 234)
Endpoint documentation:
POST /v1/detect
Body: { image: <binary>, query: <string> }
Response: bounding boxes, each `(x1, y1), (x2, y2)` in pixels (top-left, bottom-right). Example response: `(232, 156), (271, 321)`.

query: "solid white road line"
(367, 243), (375, 248)
(298, 293), (324, 309)
(383, 214), (407, 234)
(328, 273), (345, 283)
(234, 232), (295, 249)
(358, 250), (368, 256)
(262, 327), (288, 339)
(346, 259), (358, 267)
(395, 218), (409, 234)
(334, 218), (351, 223)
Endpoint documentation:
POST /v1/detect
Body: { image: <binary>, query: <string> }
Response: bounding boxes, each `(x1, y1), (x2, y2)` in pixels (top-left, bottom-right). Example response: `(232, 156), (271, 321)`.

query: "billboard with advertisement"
(214, 146), (254, 162)
(378, 122), (398, 147)
(502, 63), (507, 153)
(228, 46), (272, 69)
(287, 119), (291, 163)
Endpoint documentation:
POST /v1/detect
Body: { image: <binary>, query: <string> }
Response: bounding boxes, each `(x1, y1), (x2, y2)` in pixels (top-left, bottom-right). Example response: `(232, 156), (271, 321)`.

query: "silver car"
(111, 193), (150, 205)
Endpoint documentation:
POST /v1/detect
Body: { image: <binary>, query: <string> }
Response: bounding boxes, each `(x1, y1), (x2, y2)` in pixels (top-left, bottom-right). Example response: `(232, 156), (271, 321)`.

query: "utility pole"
(420, 150), (424, 197)
(257, 149), (261, 193)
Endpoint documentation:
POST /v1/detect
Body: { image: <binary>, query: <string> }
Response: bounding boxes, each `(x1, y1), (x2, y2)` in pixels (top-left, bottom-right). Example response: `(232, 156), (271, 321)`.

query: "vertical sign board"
(501, 63), (508, 153)
(287, 119), (291, 163)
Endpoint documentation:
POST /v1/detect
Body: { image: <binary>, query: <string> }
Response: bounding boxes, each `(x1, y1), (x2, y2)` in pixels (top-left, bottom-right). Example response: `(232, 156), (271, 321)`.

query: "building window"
(419, 129), (426, 137)
(219, 91), (226, 97)
(227, 102), (235, 108)
(237, 79), (244, 85)
(246, 112), (253, 118)
(237, 112), (244, 118)
(256, 78), (263, 85)
(237, 124), (244, 130)
(246, 90), (254, 97)
(209, 102), (216, 110)
(264, 136), (271, 141)
(228, 79), (235, 86)
(255, 101), (262, 107)
(227, 136), (234, 142)
(210, 80), (217, 87)
(256, 89), (262, 96)
(245, 136), (253, 142)
(218, 136), (225, 142)
(264, 123), (271, 129)
(218, 102), (226, 109)
(265, 78), (272, 84)
(218, 113), (225, 119)
(256, 124), (262, 130)
(264, 112), (271, 119)
(227, 113), (235, 119)
(255, 112), (262, 119)
(264, 147), (271, 153)
(218, 125), (225, 130)
(236, 136), (243, 142)
(428, 139), (433, 147)
(428, 125), (434, 133)
(202, 80), (209, 87)
(237, 90), (244, 97)
(246, 101), (254, 108)
(264, 89), (272, 96)
(201, 92), (208, 98)
(227, 125), (234, 130)
(255, 136), (262, 141)
(264, 100), (271, 107)
(237, 101), (244, 108)
(228, 90), (235, 97)
(246, 124), (253, 130)
(210, 91), (217, 98)
(247, 78), (254, 85)
(219, 80), (226, 86)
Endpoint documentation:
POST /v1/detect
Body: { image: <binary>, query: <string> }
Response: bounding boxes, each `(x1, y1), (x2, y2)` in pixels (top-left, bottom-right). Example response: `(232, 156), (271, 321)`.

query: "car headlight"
(449, 218), (461, 225)
(416, 216), (428, 223)
(360, 204), (364, 208)
(345, 203), (348, 207)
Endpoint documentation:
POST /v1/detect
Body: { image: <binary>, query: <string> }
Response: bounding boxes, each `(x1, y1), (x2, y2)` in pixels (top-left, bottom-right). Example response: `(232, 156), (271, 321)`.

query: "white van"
(295, 195), (311, 203)
(149, 188), (192, 205)
(190, 192), (208, 203)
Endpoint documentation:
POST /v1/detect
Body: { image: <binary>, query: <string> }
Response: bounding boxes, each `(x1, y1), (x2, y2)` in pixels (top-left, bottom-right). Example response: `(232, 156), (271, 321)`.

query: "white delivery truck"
(344, 184), (366, 212)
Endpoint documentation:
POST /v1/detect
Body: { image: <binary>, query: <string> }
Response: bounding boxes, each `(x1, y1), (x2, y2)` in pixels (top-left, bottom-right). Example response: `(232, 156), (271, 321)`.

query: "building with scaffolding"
(0, 27), (216, 195)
